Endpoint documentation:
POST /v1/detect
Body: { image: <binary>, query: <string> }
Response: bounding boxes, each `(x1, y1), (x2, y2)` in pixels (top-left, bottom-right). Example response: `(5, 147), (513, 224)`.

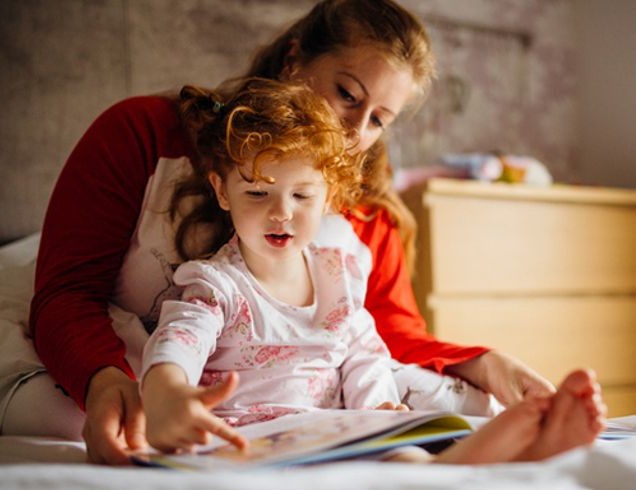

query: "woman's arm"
(29, 96), (191, 463)
(30, 96), (185, 408)
(345, 208), (489, 371)
(346, 208), (555, 404)
(31, 95), (194, 408)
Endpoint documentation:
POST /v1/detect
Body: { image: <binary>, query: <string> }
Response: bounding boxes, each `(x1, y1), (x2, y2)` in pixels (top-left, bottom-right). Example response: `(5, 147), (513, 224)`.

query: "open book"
(601, 416), (636, 440)
(132, 409), (481, 470)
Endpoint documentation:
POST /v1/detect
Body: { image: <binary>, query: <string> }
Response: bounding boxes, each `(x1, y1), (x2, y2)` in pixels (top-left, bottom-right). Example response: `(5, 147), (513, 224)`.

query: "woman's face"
(291, 44), (414, 153)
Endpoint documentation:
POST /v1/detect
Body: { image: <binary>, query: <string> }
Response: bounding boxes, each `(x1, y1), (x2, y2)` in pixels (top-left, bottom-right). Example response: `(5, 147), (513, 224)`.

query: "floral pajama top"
(141, 234), (400, 426)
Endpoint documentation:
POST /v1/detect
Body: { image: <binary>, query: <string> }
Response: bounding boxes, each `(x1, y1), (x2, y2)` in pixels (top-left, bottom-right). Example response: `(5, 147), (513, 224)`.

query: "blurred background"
(1, 0), (635, 242)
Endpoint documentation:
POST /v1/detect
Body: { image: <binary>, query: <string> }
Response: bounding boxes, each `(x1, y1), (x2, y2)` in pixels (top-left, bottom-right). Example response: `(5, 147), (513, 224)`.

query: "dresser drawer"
(430, 296), (636, 383)
(603, 386), (636, 417)
(423, 187), (636, 295)
(401, 179), (636, 417)
(430, 296), (636, 416)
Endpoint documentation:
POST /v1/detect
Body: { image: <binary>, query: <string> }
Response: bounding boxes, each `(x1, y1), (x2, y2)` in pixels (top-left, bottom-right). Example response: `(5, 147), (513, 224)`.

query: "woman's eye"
(371, 114), (385, 129)
(337, 85), (356, 103)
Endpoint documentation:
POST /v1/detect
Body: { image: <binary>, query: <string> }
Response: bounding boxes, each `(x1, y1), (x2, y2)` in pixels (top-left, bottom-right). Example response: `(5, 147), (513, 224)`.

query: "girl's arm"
(140, 262), (231, 388)
(340, 309), (401, 409)
(141, 364), (247, 452)
(141, 264), (247, 452)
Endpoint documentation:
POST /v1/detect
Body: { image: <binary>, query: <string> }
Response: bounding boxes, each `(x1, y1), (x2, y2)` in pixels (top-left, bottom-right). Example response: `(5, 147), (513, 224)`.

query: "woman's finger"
(83, 406), (130, 465)
(121, 389), (147, 450)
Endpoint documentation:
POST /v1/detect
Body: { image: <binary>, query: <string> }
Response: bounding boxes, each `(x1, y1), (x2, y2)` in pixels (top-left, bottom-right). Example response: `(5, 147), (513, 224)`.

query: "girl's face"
(290, 44), (414, 153)
(209, 156), (328, 271)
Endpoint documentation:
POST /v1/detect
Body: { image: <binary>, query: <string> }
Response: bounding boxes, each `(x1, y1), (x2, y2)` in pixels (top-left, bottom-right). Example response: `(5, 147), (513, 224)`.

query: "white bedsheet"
(1, 435), (636, 490)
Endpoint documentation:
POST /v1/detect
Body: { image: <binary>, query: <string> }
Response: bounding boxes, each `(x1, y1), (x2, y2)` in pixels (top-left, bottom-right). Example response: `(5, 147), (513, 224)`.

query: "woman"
(8, 0), (552, 464)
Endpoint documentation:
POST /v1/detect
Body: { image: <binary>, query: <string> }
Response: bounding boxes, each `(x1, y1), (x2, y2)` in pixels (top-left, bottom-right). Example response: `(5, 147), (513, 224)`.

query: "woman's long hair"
(246, 0), (436, 273)
(174, 0), (437, 271)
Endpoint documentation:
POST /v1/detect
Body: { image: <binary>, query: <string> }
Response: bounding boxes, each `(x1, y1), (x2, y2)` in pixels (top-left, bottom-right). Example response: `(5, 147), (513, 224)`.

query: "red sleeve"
(344, 207), (489, 373)
(30, 96), (194, 410)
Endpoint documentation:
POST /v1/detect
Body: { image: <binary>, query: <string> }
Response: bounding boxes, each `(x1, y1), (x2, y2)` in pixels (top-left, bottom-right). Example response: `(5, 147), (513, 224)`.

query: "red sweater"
(30, 96), (487, 409)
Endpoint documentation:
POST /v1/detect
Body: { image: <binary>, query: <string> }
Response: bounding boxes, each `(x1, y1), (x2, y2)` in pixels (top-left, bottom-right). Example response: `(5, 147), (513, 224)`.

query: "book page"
(602, 415), (636, 440)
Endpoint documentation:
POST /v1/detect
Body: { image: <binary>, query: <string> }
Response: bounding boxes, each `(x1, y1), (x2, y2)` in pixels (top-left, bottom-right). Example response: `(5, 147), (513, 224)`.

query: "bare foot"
(433, 396), (550, 465)
(387, 369), (606, 466)
(517, 369), (606, 461)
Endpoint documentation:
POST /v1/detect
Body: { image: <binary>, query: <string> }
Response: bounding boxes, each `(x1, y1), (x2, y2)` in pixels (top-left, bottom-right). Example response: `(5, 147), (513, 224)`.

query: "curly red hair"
(172, 78), (363, 259)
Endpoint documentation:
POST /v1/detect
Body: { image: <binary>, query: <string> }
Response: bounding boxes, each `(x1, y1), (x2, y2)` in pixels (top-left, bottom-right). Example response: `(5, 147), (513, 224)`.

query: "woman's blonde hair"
(172, 78), (362, 260)
(247, 0), (435, 96)
(246, 0), (437, 272)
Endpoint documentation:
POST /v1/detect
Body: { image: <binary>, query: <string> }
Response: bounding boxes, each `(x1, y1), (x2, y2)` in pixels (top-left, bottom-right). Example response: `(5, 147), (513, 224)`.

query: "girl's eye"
(337, 85), (356, 103)
(294, 193), (312, 200)
(246, 190), (266, 197)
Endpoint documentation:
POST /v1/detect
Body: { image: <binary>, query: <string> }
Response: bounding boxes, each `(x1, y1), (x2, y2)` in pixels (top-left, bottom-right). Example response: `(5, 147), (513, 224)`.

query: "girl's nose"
(269, 196), (292, 222)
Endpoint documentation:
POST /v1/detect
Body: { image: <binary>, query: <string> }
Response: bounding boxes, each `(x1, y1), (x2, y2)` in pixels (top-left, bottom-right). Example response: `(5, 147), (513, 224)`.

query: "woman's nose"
(343, 110), (371, 152)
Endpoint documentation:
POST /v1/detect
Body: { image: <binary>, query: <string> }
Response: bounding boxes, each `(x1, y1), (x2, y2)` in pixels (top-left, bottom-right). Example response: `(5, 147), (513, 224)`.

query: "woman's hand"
(445, 351), (556, 407)
(375, 401), (410, 411)
(83, 366), (147, 465)
(141, 365), (248, 454)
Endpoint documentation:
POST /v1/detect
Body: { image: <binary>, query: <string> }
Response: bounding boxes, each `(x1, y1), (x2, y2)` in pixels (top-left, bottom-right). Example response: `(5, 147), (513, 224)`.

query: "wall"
(395, 0), (578, 183)
(0, 0), (316, 243)
(1, 0), (633, 243)
(574, 0), (636, 189)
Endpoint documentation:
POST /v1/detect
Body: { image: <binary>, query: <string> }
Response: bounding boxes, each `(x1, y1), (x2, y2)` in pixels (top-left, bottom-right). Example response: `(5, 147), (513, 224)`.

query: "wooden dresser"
(401, 178), (636, 416)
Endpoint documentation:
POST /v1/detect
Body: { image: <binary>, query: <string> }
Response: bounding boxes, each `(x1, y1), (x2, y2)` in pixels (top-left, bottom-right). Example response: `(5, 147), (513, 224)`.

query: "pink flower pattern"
(185, 295), (222, 316)
(315, 247), (344, 278)
(345, 253), (362, 280)
(224, 294), (253, 340)
(307, 370), (340, 407)
(320, 298), (351, 332)
(156, 327), (203, 357)
(253, 345), (299, 367)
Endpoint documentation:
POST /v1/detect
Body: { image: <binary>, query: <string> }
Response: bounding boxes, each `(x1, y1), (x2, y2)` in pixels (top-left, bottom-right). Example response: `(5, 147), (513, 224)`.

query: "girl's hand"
(446, 351), (556, 407)
(83, 366), (147, 465)
(142, 365), (248, 453)
(375, 401), (410, 411)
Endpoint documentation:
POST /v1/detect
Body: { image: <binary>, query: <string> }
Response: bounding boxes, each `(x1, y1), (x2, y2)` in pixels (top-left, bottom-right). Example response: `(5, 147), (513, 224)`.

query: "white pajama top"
(141, 233), (400, 426)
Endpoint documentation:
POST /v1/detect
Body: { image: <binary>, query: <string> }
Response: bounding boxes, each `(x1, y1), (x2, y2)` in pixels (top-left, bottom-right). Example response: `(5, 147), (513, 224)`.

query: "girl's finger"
(375, 401), (394, 410)
(198, 371), (240, 408)
(199, 414), (248, 450)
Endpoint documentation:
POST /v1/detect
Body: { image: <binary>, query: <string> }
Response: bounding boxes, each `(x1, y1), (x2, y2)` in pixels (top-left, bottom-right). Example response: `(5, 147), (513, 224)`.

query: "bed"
(1, 433), (636, 489)
(1, 236), (636, 490)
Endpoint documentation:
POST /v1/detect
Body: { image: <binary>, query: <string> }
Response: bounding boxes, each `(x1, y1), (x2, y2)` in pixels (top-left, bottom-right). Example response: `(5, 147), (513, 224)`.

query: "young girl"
(141, 78), (409, 451)
(141, 78), (605, 462)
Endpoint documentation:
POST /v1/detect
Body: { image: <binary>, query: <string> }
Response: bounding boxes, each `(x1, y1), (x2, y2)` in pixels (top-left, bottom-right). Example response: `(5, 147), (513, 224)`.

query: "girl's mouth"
(265, 233), (293, 248)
